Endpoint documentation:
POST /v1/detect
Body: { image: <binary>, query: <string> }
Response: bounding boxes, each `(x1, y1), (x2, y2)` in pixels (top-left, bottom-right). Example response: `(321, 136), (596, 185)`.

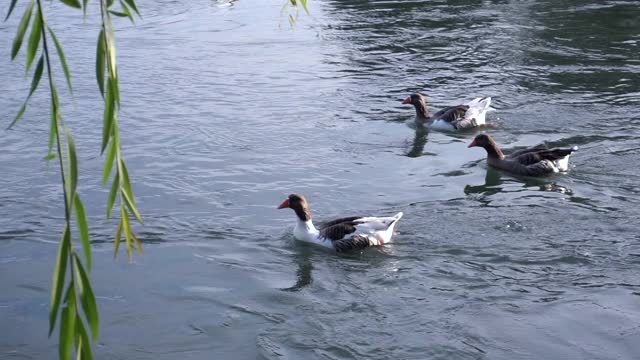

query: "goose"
(402, 93), (493, 130)
(277, 194), (403, 252)
(467, 134), (578, 176)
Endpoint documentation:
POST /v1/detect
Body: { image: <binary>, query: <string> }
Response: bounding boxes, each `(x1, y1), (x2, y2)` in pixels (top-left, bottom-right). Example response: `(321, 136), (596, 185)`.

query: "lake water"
(1, 0), (640, 359)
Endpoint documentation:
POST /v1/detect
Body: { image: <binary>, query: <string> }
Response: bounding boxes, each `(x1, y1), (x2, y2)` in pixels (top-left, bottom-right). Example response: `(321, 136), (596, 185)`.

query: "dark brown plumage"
(402, 93), (489, 129)
(468, 134), (577, 177)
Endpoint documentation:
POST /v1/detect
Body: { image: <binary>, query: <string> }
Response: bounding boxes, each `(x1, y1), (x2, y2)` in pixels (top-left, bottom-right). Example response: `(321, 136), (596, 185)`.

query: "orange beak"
(401, 97), (411, 104)
(277, 199), (290, 209)
(467, 139), (477, 148)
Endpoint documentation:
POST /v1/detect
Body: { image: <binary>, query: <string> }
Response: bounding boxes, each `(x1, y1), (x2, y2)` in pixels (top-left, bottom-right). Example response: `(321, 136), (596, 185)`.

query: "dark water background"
(2, 0), (640, 358)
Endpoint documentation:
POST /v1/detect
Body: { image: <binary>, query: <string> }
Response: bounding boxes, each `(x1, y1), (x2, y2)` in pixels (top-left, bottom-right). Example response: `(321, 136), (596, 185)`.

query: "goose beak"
(401, 97), (411, 104)
(467, 139), (477, 148)
(277, 199), (290, 209)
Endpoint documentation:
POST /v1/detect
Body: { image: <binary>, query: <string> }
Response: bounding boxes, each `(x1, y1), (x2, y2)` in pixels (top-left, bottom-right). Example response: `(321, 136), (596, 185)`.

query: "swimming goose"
(277, 194), (403, 252)
(467, 134), (578, 177)
(402, 93), (493, 130)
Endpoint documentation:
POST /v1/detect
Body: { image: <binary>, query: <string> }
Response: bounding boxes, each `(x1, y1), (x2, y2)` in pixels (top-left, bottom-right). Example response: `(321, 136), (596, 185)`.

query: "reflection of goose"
(464, 167), (503, 196)
(402, 93), (493, 130)
(468, 134), (578, 177)
(406, 127), (429, 158)
(277, 194), (402, 252)
(280, 247), (313, 292)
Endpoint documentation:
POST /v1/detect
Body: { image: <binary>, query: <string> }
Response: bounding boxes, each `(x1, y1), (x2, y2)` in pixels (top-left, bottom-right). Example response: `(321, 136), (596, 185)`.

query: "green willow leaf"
(114, 217), (122, 258)
(25, 5), (42, 73)
(107, 0), (115, 7)
(83, 0), (89, 18)
(47, 26), (73, 95)
(11, 0), (34, 59)
(101, 78), (115, 153)
(299, 0), (309, 14)
(112, 68), (120, 108)
(119, 0), (133, 22)
(60, 0), (82, 9)
(73, 254), (99, 340)
(120, 161), (134, 204)
(48, 86), (60, 155)
(102, 138), (116, 187)
(43, 153), (57, 161)
(76, 317), (93, 360)
(64, 126), (78, 200)
(5, 0), (19, 21)
(121, 206), (132, 261)
(122, 0), (140, 16)
(132, 233), (143, 254)
(122, 189), (143, 224)
(74, 196), (91, 271)
(96, 29), (106, 97)
(49, 226), (70, 336)
(8, 103), (27, 130)
(108, 10), (128, 18)
(59, 284), (76, 360)
(106, 172), (119, 218)
(29, 55), (45, 98)
(105, 16), (117, 78)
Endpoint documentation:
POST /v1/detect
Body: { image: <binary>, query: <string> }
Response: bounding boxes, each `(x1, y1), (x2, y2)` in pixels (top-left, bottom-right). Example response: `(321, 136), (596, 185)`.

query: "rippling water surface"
(2, 0), (640, 358)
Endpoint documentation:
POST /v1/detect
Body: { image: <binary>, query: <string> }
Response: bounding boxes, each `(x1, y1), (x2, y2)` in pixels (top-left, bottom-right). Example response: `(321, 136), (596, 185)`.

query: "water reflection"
(464, 167), (503, 196)
(465, 166), (573, 198)
(280, 247), (314, 292)
(405, 127), (429, 158)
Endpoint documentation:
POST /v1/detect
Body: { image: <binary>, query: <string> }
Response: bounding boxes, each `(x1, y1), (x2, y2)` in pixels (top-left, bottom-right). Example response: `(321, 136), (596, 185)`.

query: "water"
(1, 0), (640, 358)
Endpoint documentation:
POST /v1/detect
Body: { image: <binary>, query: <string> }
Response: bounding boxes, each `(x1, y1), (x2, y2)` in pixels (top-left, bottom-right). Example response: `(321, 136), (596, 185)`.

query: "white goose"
(402, 93), (494, 130)
(277, 194), (403, 252)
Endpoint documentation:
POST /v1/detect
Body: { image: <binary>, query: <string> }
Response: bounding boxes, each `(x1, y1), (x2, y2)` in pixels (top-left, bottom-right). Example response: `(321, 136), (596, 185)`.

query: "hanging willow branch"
(5, 0), (142, 358)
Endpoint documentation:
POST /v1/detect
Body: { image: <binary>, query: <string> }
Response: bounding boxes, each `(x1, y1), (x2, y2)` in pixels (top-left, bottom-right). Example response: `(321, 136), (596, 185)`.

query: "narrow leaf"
(299, 0), (309, 14)
(121, 206), (132, 261)
(74, 196), (91, 271)
(11, 0), (34, 59)
(43, 153), (57, 161)
(107, 0), (114, 7)
(96, 29), (106, 97)
(120, 161), (135, 205)
(48, 86), (59, 155)
(64, 126), (78, 200)
(29, 55), (45, 98)
(83, 0), (89, 18)
(119, 0), (133, 22)
(105, 16), (117, 78)
(7, 103), (27, 129)
(5, 0), (19, 21)
(76, 317), (94, 360)
(108, 10), (128, 18)
(47, 26), (73, 95)
(59, 284), (76, 360)
(49, 226), (70, 336)
(73, 254), (99, 340)
(122, 0), (140, 16)
(102, 138), (116, 187)
(101, 78), (114, 153)
(25, 5), (42, 73)
(60, 0), (81, 9)
(114, 218), (122, 258)
(112, 69), (120, 108)
(8, 55), (45, 129)
(132, 233), (143, 254)
(121, 188), (143, 224)
(106, 172), (119, 218)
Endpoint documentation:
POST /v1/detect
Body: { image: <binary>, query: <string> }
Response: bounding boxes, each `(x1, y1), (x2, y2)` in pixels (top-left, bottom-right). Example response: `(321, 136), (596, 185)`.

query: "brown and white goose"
(277, 194), (403, 252)
(402, 93), (493, 130)
(467, 134), (578, 177)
